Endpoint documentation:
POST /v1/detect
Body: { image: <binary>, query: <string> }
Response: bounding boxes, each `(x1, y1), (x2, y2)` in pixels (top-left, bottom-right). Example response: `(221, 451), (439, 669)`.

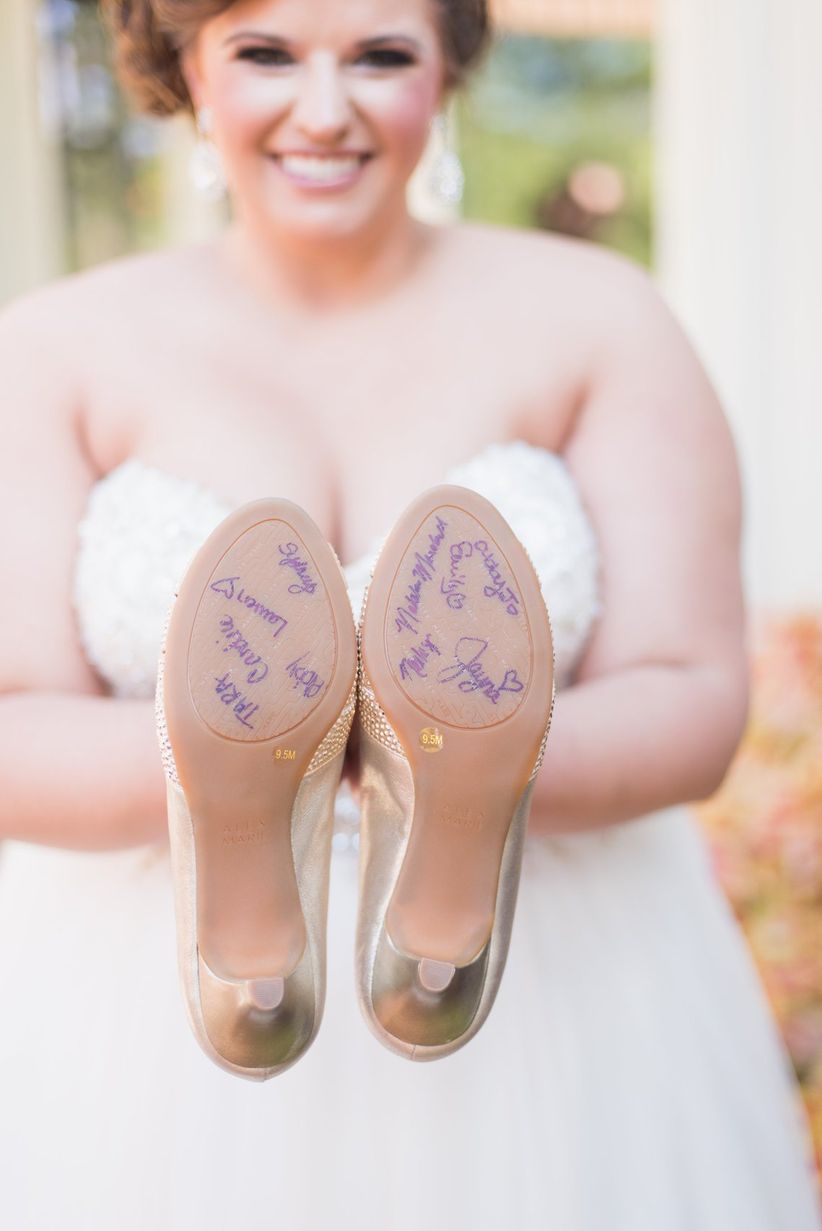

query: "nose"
(291, 53), (353, 145)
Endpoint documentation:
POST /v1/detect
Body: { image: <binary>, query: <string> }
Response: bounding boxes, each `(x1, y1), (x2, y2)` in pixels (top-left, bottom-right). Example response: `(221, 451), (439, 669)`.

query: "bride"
(0, 0), (819, 1226)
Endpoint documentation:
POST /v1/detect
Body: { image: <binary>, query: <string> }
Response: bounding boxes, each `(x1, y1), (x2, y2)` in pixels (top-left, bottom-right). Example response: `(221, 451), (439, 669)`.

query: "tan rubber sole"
(162, 499), (356, 983)
(360, 484), (554, 969)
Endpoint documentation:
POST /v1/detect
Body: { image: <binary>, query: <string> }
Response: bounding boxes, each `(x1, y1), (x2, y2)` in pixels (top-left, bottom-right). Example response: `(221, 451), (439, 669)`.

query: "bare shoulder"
(0, 242), (206, 350)
(454, 220), (719, 414)
(447, 218), (693, 427)
(0, 256), (204, 695)
(451, 217), (655, 311)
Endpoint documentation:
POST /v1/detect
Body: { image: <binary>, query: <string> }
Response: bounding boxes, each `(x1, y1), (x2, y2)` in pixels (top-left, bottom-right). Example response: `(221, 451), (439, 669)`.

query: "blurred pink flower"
(693, 612), (822, 1190)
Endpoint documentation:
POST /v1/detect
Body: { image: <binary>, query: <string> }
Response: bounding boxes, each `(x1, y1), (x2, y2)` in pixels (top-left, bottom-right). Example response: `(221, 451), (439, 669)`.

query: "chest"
(83, 299), (583, 565)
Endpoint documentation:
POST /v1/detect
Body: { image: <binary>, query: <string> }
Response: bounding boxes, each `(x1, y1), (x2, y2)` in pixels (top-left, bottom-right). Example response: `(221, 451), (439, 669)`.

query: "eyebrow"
(222, 31), (423, 52)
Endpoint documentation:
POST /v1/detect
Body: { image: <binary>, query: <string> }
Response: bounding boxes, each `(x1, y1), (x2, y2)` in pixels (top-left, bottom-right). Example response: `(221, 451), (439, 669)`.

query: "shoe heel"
(157, 498), (356, 1079)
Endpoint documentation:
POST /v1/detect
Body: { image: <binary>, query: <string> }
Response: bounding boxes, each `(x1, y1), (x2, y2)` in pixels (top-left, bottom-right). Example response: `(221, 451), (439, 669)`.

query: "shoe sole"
(161, 498), (356, 985)
(360, 484), (554, 972)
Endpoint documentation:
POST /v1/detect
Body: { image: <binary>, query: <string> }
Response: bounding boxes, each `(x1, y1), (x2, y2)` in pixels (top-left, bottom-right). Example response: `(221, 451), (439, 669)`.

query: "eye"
(235, 46), (415, 69)
(236, 47), (291, 66)
(358, 48), (415, 68)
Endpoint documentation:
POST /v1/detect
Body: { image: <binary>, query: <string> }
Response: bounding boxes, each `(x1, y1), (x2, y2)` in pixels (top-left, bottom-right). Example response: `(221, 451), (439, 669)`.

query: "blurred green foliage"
(456, 33), (653, 266)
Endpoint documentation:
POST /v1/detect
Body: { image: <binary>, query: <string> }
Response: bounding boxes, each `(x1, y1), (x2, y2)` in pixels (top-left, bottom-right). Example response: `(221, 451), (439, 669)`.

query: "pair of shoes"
(155, 485), (555, 1080)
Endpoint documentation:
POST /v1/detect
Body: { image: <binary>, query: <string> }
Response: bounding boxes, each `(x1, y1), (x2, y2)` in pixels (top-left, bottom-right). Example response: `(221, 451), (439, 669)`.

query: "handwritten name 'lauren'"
(210, 576), (288, 638)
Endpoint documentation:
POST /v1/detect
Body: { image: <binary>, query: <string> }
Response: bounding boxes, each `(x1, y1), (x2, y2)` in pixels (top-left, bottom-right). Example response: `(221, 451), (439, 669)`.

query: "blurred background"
(1, 0), (820, 1185)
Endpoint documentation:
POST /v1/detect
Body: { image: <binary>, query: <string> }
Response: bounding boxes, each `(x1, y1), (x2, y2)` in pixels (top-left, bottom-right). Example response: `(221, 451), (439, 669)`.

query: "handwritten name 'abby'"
(210, 576), (288, 638)
(437, 637), (524, 705)
(394, 515), (449, 633)
(285, 652), (326, 700)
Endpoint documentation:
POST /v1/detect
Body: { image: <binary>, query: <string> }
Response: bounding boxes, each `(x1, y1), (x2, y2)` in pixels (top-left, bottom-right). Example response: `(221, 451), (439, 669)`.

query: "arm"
(531, 254), (749, 834)
(0, 287), (168, 850)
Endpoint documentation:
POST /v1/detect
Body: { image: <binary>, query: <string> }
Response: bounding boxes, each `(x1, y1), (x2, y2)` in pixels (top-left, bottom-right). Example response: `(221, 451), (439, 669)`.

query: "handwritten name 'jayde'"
(394, 515), (449, 633)
(437, 636), (524, 705)
(278, 542), (318, 595)
(210, 576), (288, 638)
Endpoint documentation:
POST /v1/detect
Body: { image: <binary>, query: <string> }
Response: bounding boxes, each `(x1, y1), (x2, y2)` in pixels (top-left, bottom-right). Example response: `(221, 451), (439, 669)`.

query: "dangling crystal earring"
(189, 105), (227, 201)
(426, 110), (465, 206)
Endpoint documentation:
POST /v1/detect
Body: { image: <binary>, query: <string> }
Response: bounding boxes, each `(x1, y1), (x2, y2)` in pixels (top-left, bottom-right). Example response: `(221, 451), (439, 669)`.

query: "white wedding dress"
(0, 441), (819, 1231)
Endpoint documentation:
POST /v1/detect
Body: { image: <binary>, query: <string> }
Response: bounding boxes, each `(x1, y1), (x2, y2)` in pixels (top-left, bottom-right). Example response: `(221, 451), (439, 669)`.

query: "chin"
(268, 214), (373, 245)
(263, 196), (396, 244)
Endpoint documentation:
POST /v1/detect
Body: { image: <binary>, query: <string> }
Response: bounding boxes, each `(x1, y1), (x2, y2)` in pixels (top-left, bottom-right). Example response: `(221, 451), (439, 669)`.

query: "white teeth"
(279, 154), (363, 182)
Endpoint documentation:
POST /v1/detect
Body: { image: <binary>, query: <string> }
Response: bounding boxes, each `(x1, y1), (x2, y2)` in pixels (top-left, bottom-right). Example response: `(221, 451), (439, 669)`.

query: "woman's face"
(181, 0), (449, 242)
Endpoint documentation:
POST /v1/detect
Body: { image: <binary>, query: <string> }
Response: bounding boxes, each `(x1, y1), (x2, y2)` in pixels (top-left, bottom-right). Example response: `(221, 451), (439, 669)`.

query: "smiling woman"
(98, 0), (489, 262)
(1, 0), (821, 1228)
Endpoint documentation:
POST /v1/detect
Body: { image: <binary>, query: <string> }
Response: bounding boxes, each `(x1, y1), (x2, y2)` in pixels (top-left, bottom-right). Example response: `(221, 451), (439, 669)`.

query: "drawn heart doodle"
(500, 668), (524, 693)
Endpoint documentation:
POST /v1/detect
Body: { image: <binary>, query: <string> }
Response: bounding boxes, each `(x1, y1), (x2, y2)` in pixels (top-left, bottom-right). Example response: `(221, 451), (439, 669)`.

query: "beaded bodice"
(71, 443), (602, 851)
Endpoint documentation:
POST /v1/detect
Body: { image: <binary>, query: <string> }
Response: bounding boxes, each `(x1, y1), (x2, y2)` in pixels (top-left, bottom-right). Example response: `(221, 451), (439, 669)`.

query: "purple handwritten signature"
(439, 539), (473, 610)
(394, 515), (449, 633)
(473, 540), (520, 616)
(217, 615), (269, 684)
(285, 652), (326, 700)
(210, 576), (288, 638)
(437, 637), (524, 705)
(398, 633), (442, 680)
(213, 671), (260, 729)
(278, 542), (318, 595)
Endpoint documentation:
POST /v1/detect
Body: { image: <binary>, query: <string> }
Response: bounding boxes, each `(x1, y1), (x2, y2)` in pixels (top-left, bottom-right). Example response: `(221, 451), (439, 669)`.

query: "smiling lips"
(272, 151), (374, 187)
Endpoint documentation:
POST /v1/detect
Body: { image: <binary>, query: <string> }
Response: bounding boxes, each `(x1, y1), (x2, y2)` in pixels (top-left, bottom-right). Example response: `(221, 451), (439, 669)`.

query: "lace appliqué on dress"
(72, 458), (232, 700)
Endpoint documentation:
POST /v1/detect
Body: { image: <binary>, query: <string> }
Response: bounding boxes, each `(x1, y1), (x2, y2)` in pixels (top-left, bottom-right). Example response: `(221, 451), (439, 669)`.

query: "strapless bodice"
(71, 441), (602, 844)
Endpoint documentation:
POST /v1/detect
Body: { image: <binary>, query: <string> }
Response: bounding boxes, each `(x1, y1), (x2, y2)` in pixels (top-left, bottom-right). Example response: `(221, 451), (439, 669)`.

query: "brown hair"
(100, 0), (491, 117)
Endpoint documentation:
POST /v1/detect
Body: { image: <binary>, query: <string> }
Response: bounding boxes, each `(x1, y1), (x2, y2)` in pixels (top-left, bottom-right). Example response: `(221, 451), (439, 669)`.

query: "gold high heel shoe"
(355, 484), (555, 1060)
(155, 498), (356, 1080)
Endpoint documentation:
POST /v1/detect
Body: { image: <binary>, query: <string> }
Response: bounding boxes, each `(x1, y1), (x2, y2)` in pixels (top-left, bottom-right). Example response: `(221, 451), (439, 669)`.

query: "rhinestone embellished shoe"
(156, 498), (356, 1080)
(356, 484), (555, 1060)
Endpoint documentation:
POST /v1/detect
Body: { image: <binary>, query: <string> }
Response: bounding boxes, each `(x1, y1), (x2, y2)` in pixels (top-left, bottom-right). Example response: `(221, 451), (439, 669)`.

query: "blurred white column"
(0, 0), (66, 304)
(654, 0), (822, 610)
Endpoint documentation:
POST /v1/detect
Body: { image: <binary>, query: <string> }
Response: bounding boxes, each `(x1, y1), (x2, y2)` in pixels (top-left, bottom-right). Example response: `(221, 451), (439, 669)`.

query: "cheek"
(365, 78), (441, 158)
(210, 78), (288, 148)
